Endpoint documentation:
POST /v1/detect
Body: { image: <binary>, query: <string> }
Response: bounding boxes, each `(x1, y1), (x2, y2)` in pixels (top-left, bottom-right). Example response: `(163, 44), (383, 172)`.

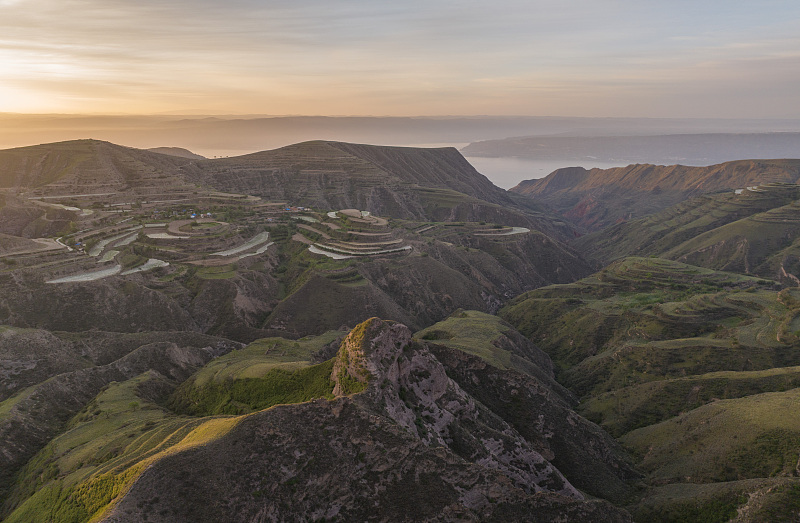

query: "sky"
(1, 0), (800, 117)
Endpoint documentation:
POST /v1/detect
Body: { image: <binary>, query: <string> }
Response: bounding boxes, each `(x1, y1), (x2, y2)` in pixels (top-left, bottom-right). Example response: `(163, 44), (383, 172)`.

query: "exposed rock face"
(428, 343), (640, 504)
(335, 318), (580, 498)
(105, 318), (632, 522)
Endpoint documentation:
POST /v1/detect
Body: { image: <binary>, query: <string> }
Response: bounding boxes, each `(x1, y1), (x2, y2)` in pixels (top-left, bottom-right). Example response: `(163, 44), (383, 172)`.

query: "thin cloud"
(1, 0), (799, 116)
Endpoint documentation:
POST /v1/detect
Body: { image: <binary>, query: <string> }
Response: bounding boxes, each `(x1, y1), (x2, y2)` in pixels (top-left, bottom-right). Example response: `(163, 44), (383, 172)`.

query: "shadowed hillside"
(510, 159), (800, 230)
(576, 183), (800, 284)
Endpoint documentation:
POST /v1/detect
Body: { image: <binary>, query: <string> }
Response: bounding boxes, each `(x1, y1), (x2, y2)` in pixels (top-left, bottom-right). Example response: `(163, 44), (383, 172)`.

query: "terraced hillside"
(180, 140), (576, 240)
(10, 138), (800, 521)
(1, 318), (637, 522)
(0, 139), (580, 243)
(511, 159), (800, 230)
(0, 192), (84, 237)
(0, 209), (588, 340)
(500, 257), (800, 521)
(0, 137), (593, 341)
(258, 209), (592, 336)
(577, 183), (800, 284)
(0, 190), (596, 504)
(0, 139), (196, 198)
(0, 198), (598, 520)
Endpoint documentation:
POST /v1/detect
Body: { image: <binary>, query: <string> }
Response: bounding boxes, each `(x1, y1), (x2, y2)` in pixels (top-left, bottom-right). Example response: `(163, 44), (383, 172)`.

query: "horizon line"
(3, 112), (800, 122)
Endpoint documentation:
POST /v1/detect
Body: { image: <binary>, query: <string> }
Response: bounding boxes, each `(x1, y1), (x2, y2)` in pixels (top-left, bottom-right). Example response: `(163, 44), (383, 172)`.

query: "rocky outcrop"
(105, 318), (633, 522)
(428, 343), (641, 504)
(335, 318), (581, 498)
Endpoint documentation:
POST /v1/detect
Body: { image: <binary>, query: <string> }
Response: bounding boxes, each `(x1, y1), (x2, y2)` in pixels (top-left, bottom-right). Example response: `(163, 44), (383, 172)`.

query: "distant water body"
(464, 156), (627, 190)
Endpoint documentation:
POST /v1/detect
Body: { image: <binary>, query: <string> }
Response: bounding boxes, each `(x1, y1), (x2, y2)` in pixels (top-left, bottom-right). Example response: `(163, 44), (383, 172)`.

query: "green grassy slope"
(511, 160), (800, 231)
(576, 184), (800, 262)
(168, 333), (343, 415)
(415, 310), (564, 391)
(3, 372), (240, 522)
(576, 183), (800, 285)
(622, 388), (800, 483)
(500, 256), (800, 520)
(2, 330), (344, 521)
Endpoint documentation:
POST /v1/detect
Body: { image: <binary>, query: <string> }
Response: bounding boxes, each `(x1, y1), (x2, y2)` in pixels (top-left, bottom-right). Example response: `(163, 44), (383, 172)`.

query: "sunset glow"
(0, 0), (798, 117)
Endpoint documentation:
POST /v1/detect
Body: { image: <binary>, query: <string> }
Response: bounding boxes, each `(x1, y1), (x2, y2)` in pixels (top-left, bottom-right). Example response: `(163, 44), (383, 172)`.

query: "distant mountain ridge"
(511, 159), (800, 230)
(462, 132), (800, 165)
(9, 114), (800, 154)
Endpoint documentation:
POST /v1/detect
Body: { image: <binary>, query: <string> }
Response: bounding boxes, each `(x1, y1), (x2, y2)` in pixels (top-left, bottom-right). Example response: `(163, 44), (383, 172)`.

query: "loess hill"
(500, 257), (800, 521)
(179, 140), (574, 239)
(0, 138), (577, 241)
(1, 317), (637, 522)
(576, 183), (800, 285)
(0, 138), (593, 342)
(6, 136), (800, 521)
(0, 140), (195, 197)
(0, 137), (622, 521)
(510, 159), (800, 231)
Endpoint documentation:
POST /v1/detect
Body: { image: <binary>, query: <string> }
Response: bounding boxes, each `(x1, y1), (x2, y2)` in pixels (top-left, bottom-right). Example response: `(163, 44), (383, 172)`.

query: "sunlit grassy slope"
(3, 330), (345, 522)
(4, 372), (241, 523)
(167, 331), (344, 415)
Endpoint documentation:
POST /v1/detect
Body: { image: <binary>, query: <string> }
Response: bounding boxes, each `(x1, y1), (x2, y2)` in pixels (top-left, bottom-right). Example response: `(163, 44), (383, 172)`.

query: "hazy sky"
(2, 0), (799, 117)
